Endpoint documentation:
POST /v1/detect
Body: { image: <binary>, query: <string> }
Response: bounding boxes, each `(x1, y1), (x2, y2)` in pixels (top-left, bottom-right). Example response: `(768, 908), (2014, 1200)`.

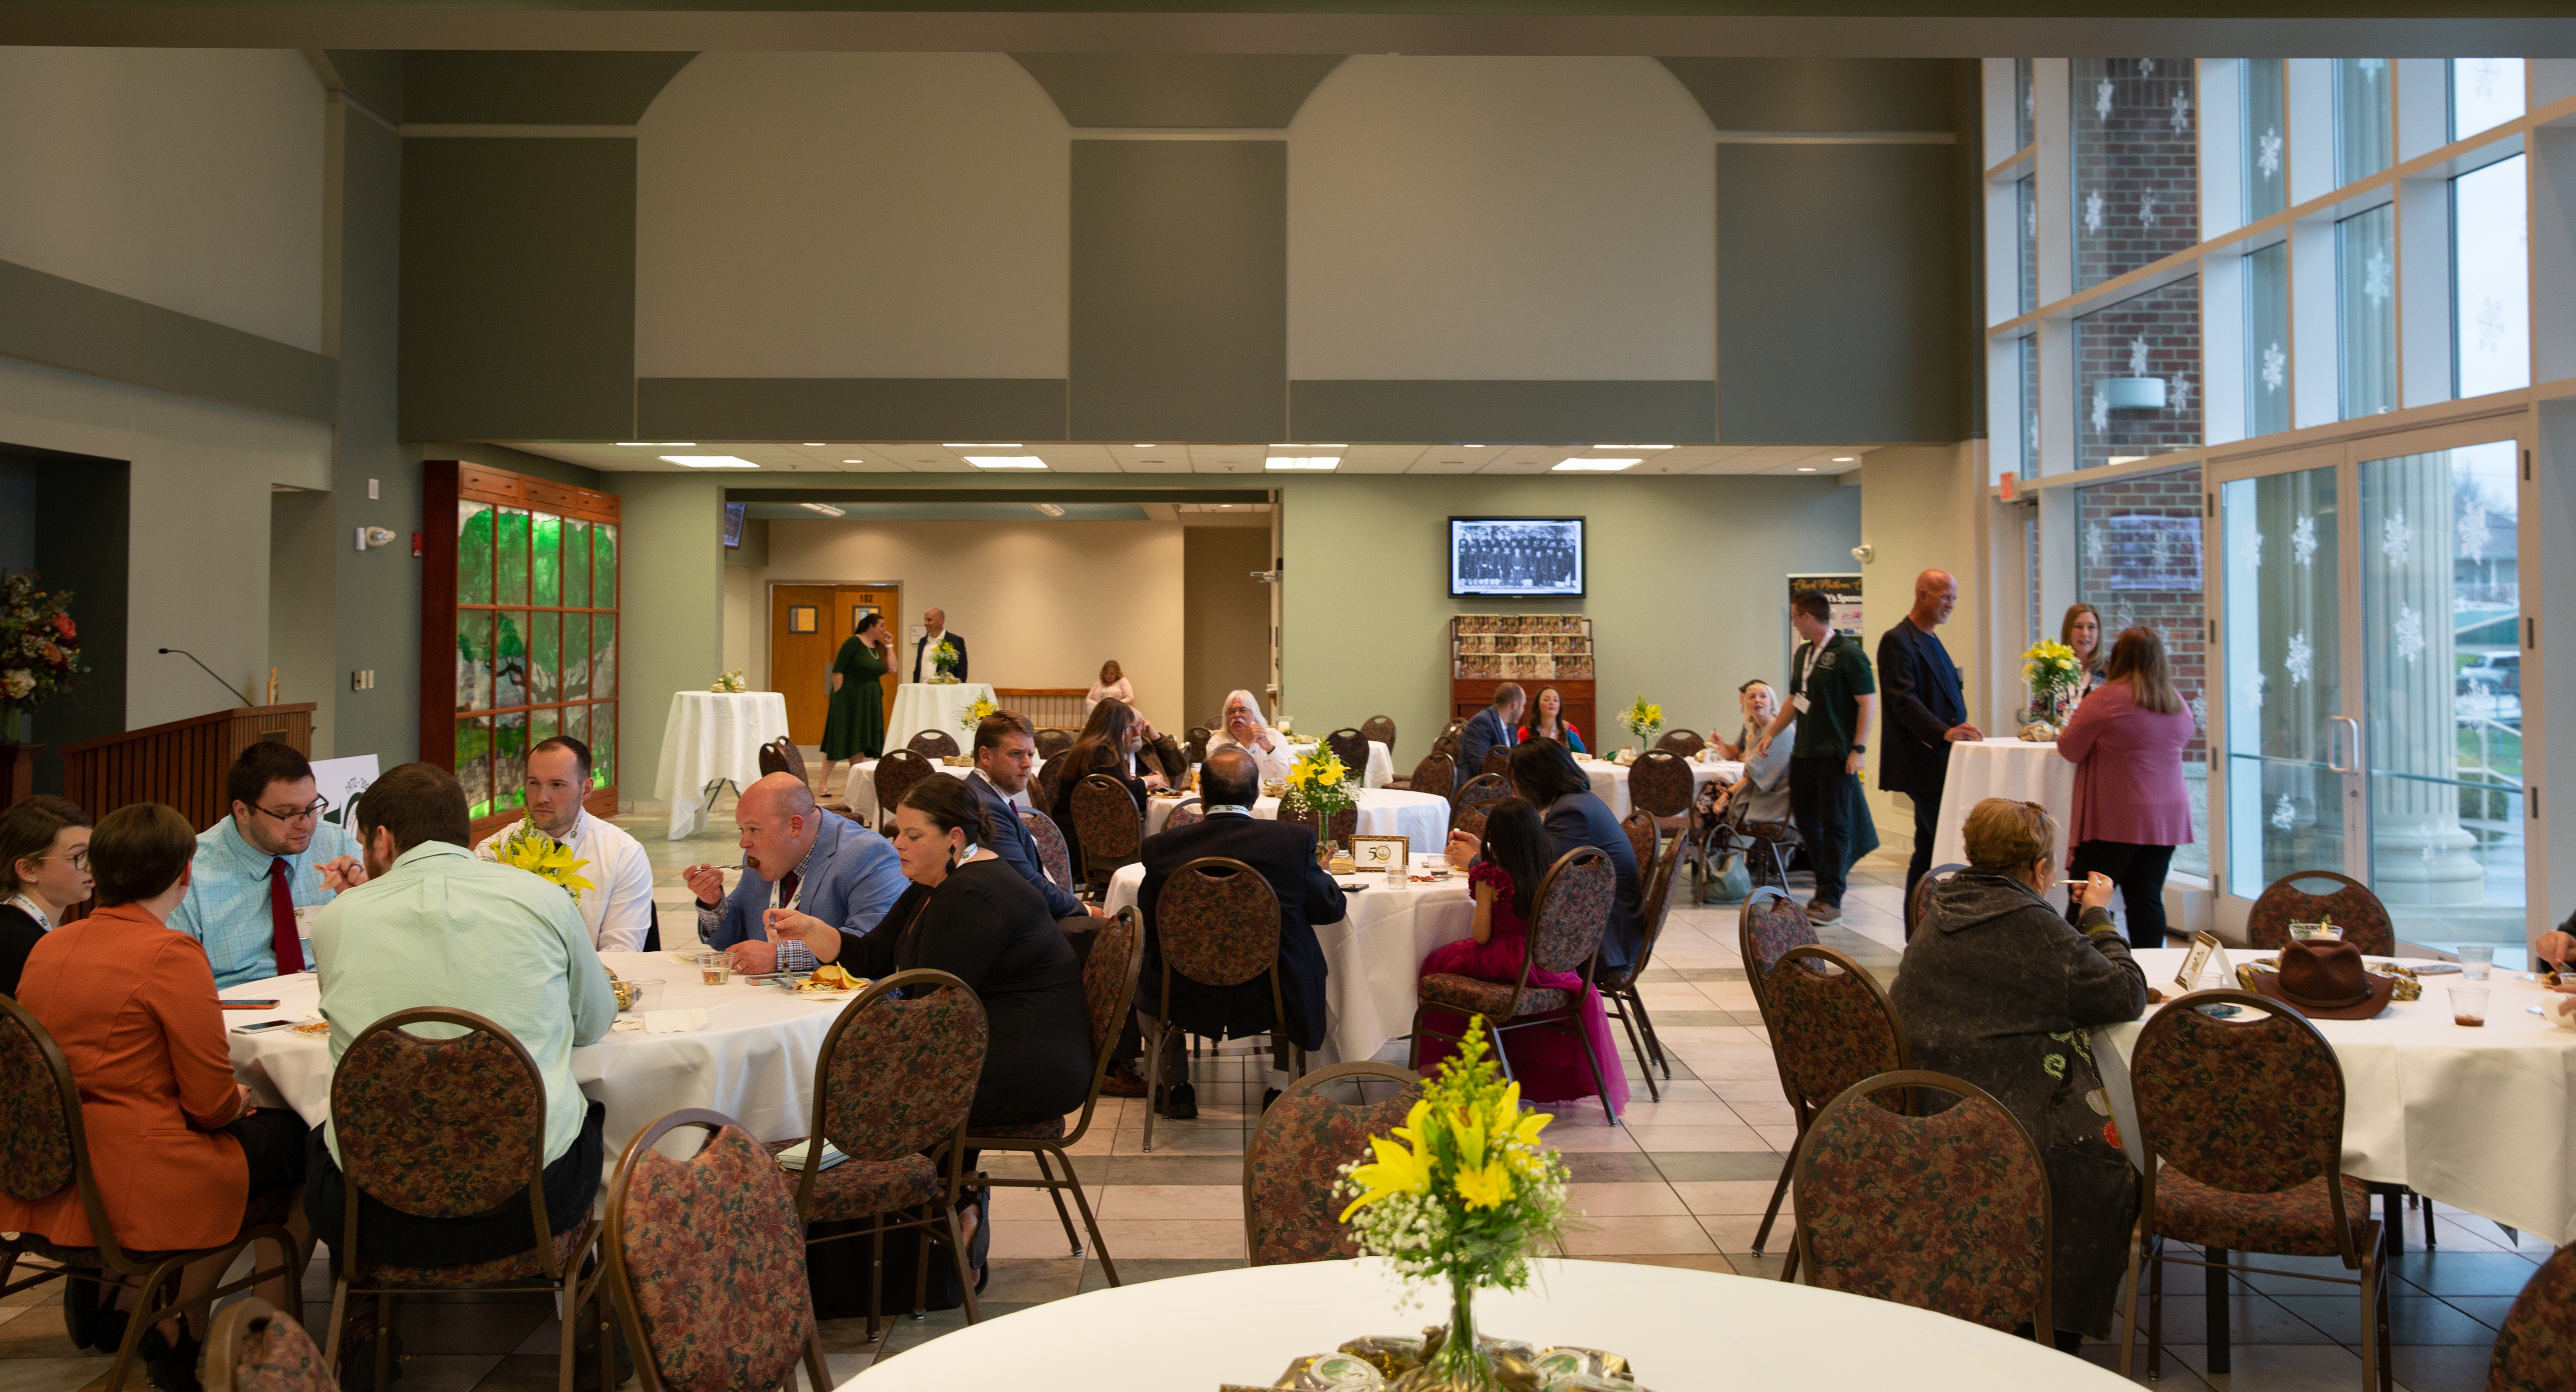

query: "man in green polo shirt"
(1754, 589), (1879, 922)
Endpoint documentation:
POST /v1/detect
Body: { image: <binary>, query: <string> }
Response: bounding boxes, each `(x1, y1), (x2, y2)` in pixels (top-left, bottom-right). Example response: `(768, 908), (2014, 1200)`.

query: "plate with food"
(784, 963), (871, 998)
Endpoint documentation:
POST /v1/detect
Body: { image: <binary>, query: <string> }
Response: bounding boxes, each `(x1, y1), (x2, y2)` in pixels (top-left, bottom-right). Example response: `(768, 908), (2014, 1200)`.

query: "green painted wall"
(329, 105), (417, 764)
(616, 471), (727, 807)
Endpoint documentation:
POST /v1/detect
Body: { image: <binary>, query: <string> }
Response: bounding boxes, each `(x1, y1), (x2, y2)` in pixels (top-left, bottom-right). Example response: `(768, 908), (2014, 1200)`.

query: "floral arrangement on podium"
(493, 823), (596, 901)
(927, 639), (962, 684)
(2018, 639), (2084, 741)
(1617, 693), (1663, 750)
(0, 570), (87, 742)
(1280, 744), (1357, 835)
(708, 669), (748, 693)
(958, 693), (998, 732)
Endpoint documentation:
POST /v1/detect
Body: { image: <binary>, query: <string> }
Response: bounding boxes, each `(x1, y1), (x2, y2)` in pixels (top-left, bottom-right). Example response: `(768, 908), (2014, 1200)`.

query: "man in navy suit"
(1453, 682), (1525, 791)
(909, 607), (968, 683)
(683, 773), (907, 974)
(1877, 569), (1985, 917)
(962, 710), (1097, 930)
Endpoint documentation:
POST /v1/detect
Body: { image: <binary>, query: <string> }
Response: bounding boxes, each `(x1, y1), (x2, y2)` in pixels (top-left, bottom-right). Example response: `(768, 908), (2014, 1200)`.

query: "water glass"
(2459, 944), (2495, 981)
(632, 978), (665, 1011)
(695, 951), (733, 986)
(2450, 986), (2490, 1027)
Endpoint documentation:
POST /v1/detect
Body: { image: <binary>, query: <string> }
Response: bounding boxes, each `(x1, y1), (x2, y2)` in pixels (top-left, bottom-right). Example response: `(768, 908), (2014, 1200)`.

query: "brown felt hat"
(2251, 939), (2398, 1021)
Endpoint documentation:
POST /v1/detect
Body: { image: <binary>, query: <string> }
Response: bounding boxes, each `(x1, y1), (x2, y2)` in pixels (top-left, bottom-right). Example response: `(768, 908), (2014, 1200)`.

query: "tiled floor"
(1, 789), (2541, 1392)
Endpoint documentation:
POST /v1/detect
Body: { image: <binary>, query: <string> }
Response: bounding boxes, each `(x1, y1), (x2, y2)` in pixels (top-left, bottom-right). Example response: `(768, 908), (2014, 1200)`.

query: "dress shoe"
(1806, 899), (1842, 923)
(60, 1276), (103, 1352)
(1262, 1087), (1282, 1113)
(1099, 1063), (1149, 1098)
(1158, 1082), (1198, 1120)
(145, 1326), (202, 1392)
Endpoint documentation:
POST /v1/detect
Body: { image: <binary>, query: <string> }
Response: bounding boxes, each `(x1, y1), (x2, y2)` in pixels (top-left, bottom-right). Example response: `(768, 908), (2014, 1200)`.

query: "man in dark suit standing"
(1877, 569), (1985, 920)
(1454, 682), (1524, 791)
(1131, 749), (1345, 1118)
(909, 607), (968, 682)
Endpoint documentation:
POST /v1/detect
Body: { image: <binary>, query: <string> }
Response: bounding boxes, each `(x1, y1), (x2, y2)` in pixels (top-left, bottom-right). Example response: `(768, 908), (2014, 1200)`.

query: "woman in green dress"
(820, 611), (893, 797)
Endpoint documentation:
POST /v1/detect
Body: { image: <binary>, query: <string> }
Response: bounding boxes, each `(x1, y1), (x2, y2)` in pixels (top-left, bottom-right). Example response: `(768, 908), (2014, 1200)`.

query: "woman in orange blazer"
(0, 803), (314, 1388)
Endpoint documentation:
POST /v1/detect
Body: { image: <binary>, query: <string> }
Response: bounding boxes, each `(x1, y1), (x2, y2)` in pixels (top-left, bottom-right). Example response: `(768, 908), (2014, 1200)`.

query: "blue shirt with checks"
(168, 814), (360, 988)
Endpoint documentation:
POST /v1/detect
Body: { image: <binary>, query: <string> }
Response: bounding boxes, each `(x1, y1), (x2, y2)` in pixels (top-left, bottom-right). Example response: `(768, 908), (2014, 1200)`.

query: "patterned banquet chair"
(324, 1008), (606, 1392)
(1035, 727), (1076, 759)
(756, 737), (809, 786)
(1452, 773), (1511, 836)
(1162, 797), (1206, 832)
(1905, 862), (1965, 941)
(772, 970), (989, 1342)
(2246, 870), (2395, 956)
(2121, 988), (2390, 1391)
(1790, 1070), (2052, 1337)
(1325, 727), (1370, 777)
(1033, 753), (1069, 815)
(1480, 748), (1512, 779)
(1360, 716), (1398, 757)
(1019, 808), (1078, 900)
(2487, 1240), (2576, 1392)
(907, 729), (960, 759)
(1754, 944), (1907, 1280)
(204, 1298), (334, 1392)
(1242, 1063), (1423, 1267)
(1409, 846), (1622, 1125)
(1395, 751), (1454, 797)
(602, 1110), (830, 1392)
(966, 909), (1143, 1286)
(870, 750), (935, 834)
(1627, 749), (1696, 833)
(1279, 803), (1358, 850)
(1070, 773), (1146, 891)
(1654, 728), (1707, 758)
(1738, 887), (1817, 1016)
(1620, 808), (1659, 875)
(1184, 727), (1212, 764)
(1139, 856), (1295, 1153)
(0, 1000), (303, 1392)
(1599, 823), (1688, 1101)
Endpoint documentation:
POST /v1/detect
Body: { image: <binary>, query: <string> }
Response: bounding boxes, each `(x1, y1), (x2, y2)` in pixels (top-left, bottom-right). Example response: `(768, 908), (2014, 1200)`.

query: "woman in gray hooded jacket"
(1889, 797), (2147, 1351)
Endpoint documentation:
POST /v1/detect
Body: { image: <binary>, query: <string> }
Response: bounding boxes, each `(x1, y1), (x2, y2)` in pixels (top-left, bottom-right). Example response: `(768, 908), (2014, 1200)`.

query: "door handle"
(2327, 715), (2361, 774)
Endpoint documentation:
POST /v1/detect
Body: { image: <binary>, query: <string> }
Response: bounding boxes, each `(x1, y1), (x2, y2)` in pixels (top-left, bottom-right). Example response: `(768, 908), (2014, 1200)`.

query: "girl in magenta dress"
(1417, 799), (1632, 1109)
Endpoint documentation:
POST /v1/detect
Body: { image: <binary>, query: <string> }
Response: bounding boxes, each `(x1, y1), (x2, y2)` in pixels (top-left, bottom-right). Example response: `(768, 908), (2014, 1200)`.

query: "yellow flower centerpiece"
(2019, 638), (2084, 739)
(494, 823), (597, 901)
(709, 669), (748, 693)
(1337, 1025), (1573, 1391)
(1617, 693), (1663, 748)
(928, 639), (962, 683)
(957, 693), (998, 732)
(1280, 743), (1357, 832)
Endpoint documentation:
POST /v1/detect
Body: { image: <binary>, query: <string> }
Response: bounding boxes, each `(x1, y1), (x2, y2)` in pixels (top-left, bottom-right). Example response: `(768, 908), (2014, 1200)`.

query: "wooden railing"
(59, 704), (315, 829)
(992, 688), (1089, 731)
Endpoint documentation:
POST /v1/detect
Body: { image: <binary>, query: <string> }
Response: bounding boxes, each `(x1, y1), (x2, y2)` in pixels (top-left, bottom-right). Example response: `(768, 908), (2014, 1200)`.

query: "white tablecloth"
(223, 951), (853, 1171)
(1143, 786), (1452, 860)
(1929, 739), (2075, 868)
(883, 682), (998, 755)
(841, 1256), (2127, 1391)
(840, 760), (1030, 828)
(1575, 755), (1741, 820)
(1283, 739), (1396, 789)
(1106, 853), (1473, 1064)
(652, 691), (792, 840)
(2094, 949), (2576, 1243)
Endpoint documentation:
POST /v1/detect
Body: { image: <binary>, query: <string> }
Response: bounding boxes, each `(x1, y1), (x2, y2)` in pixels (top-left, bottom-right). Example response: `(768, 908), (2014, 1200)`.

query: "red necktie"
(778, 871), (801, 914)
(268, 857), (305, 974)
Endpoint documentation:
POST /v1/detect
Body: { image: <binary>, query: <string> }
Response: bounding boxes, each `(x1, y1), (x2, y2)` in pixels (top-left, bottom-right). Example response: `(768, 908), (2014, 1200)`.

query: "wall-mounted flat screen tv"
(1449, 517), (1584, 598)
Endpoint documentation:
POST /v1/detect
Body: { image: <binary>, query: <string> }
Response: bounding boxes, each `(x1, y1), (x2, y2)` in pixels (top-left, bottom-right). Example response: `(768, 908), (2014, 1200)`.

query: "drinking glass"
(2450, 986), (2490, 1026)
(695, 952), (733, 986)
(2459, 944), (2495, 981)
(631, 978), (665, 1011)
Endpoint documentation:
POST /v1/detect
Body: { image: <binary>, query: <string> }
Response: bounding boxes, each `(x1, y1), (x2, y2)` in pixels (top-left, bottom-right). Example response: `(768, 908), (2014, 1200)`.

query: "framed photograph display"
(1449, 517), (1584, 597)
(1349, 835), (1411, 874)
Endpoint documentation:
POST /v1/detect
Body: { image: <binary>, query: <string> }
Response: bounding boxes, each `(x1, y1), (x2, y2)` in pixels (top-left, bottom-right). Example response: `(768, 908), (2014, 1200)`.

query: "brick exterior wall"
(2074, 465), (2208, 765)
(2072, 57), (2200, 290)
(2077, 277), (2202, 474)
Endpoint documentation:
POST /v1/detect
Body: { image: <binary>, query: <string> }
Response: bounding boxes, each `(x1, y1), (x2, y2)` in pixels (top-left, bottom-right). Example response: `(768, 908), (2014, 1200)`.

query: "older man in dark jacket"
(1878, 568), (1984, 920)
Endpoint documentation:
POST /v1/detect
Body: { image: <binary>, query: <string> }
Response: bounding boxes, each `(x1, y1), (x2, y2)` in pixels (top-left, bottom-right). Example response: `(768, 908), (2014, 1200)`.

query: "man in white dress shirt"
(472, 735), (656, 952)
(1205, 688), (1292, 782)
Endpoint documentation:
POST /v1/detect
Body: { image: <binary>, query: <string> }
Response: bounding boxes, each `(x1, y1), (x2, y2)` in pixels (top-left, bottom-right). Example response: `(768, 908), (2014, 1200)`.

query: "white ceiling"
(505, 440), (1875, 477)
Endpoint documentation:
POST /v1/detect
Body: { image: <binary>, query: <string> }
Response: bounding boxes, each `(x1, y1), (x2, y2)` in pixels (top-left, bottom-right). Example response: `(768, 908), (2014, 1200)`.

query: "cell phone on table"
(230, 1019), (292, 1034)
(222, 999), (281, 1009)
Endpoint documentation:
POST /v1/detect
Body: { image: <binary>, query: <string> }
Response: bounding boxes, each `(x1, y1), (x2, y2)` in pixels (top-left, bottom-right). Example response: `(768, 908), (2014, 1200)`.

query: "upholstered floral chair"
(907, 729), (960, 759)
(2246, 870), (2395, 956)
(2488, 1240), (2576, 1392)
(1654, 728), (1707, 758)
(1242, 1063), (1424, 1266)
(1070, 773), (1145, 890)
(603, 1111), (829, 1392)
(1397, 751), (1454, 798)
(1905, 863), (1966, 941)
(2122, 989), (2388, 1389)
(1738, 887), (1818, 1016)
(1627, 750), (1696, 828)
(327, 1009), (605, 1392)
(1019, 809), (1077, 898)
(1792, 1070), (2050, 1336)
(1410, 846), (1621, 1125)
(1360, 716), (1397, 755)
(1753, 945), (1907, 1279)
(870, 750), (935, 834)
(1620, 809), (1658, 876)
(205, 1297), (335, 1392)
(1325, 727), (1369, 775)
(1452, 773), (1511, 833)
(1278, 804), (1357, 849)
(1161, 798), (1206, 833)
(1141, 856), (1289, 1153)
(1598, 826), (1687, 1102)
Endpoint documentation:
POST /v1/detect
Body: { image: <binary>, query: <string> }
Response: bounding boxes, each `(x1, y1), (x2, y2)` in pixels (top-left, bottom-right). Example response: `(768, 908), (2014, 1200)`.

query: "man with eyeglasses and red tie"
(169, 743), (368, 988)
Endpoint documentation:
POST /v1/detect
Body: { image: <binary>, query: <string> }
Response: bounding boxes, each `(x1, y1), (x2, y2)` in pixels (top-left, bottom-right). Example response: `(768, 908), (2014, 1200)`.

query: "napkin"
(643, 1009), (708, 1034)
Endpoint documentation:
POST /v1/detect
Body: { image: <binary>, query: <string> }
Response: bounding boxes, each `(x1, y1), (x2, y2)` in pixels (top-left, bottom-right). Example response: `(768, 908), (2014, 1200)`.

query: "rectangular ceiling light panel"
(662, 455), (758, 468)
(965, 455), (1050, 469)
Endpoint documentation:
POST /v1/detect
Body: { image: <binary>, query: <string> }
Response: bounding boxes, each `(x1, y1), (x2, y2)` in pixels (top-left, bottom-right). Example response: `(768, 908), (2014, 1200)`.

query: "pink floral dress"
(1416, 863), (1631, 1108)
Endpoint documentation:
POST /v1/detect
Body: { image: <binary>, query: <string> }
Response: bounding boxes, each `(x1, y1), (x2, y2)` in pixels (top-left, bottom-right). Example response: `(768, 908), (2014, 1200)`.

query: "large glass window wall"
(2071, 57), (2199, 291)
(2077, 465), (2209, 878)
(2454, 156), (2530, 398)
(2451, 59), (2523, 141)
(2337, 203), (2397, 420)
(2076, 278), (2201, 471)
(2334, 58), (2392, 185)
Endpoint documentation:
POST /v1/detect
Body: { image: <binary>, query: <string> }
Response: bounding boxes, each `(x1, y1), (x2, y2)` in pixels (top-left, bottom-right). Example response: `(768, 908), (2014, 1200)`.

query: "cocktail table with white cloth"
(882, 681), (998, 754)
(1574, 755), (1740, 820)
(2092, 949), (2576, 1244)
(1927, 738), (2075, 868)
(653, 690), (792, 840)
(839, 760), (1031, 828)
(1281, 738), (1395, 789)
(1104, 854), (1472, 1064)
(841, 1256), (2129, 1391)
(1141, 786), (1451, 858)
(222, 951), (856, 1171)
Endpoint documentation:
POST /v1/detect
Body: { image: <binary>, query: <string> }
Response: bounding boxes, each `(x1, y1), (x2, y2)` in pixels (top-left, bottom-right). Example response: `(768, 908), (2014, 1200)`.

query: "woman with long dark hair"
(2056, 626), (2197, 948)
(1416, 798), (1629, 1108)
(819, 610), (893, 796)
(1050, 697), (1154, 873)
(1446, 739), (1645, 972)
(1516, 685), (1587, 754)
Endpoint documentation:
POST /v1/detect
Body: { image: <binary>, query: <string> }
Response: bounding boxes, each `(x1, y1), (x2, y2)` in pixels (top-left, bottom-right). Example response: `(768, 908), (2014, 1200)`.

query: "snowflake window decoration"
(2458, 501), (2487, 564)
(2364, 247), (2393, 303)
(2139, 190), (2159, 228)
(2024, 198), (2038, 237)
(2261, 341), (2287, 393)
(2476, 298), (2508, 355)
(2291, 515), (2319, 568)
(2095, 77), (2115, 119)
(2128, 336), (2151, 376)
(2084, 189), (2106, 235)
(2090, 384), (2110, 435)
(2251, 671), (2267, 710)
(2284, 629), (2313, 687)
(2085, 521), (2107, 569)
(2258, 127), (2283, 180)
(2138, 58), (2156, 77)
(2170, 91), (2192, 133)
(2358, 57), (2386, 80)
(2272, 794), (2297, 832)
(2380, 508), (2410, 567)
(2393, 604), (2425, 666)
(2169, 375), (2193, 411)
(2188, 694), (2208, 729)
(2467, 58), (2502, 104)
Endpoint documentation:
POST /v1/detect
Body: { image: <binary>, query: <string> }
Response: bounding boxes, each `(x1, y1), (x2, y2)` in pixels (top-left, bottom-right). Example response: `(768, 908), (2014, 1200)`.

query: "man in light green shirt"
(303, 762), (616, 1267)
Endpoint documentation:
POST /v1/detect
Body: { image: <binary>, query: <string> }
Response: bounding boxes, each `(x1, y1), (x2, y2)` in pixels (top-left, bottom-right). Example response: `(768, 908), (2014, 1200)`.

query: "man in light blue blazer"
(1453, 683), (1526, 792)
(683, 773), (907, 974)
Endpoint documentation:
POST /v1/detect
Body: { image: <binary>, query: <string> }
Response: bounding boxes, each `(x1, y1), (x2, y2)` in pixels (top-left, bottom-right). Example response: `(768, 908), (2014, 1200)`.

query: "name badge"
(1793, 694), (1811, 714)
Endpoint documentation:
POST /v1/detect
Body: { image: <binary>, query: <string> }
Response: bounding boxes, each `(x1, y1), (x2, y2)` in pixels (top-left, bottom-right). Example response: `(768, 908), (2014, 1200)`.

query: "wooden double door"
(772, 586), (900, 746)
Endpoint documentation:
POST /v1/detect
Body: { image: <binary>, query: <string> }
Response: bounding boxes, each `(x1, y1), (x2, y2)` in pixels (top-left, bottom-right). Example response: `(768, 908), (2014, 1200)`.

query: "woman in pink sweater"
(2056, 626), (2198, 947)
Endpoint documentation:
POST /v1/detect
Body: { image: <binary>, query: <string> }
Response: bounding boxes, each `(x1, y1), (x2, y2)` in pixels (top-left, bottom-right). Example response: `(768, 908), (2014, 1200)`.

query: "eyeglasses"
(31, 850), (88, 871)
(254, 798), (329, 825)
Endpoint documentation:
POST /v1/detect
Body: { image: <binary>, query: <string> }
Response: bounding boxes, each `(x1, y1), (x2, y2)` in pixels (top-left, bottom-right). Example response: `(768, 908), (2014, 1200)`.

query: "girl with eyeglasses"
(0, 793), (92, 996)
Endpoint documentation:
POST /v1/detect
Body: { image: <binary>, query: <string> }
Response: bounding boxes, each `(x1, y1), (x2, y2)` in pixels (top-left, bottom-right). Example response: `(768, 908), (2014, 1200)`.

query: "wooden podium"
(59, 703), (315, 830)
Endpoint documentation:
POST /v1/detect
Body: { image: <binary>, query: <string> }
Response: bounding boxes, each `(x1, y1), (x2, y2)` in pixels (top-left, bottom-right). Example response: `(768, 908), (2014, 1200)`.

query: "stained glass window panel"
(531, 612), (560, 704)
(496, 508), (531, 607)
(457, 502), (493, 606)
(591, 706), (615, 789)
(494, 611), (530, 709)
(529, 706), (559, 746)
(532, 514), (561, 607)
(562, 616), (590, 701)
(562, 521), (591, 608)
(458, 715), (494, 820)
(592, 524), (618, 607)
(592, 615), (618, 699)
(457, 610), (494, 713)
(493, 712), (529, 813)
(562, 700), (589, 749)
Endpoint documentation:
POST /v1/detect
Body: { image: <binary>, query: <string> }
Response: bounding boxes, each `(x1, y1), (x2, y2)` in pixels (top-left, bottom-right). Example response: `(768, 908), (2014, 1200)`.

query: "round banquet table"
(881, 682), (998, 758)
(837, 1257), (2128, 1391)
(1927, 738), (2074, 868)
(652, 690), (793, 840)
(1281, 738), (1396, 789)
(222, 950), (853, 1173)
(840, 759), (1031, 828)
(1575, 754), (1741, 820)
(1141, 785), (1451, 858)
(2094, 949), (2576, 1244)
(1104, 853), (1473, 1064)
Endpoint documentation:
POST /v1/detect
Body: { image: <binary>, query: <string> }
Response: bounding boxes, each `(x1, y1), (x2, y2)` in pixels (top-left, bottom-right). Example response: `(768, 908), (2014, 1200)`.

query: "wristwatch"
(1850, 743), (1867, 753)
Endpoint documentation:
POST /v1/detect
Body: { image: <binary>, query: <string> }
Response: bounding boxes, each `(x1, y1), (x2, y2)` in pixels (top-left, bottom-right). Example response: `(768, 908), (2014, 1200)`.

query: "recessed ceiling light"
(798, 501), (847, 516)
(1273, 444), (1347, 449)
(966, 455), (1049, 470)
(1033, 502), (1066, 517)
(802, 442), (828, 448)
(1266, 456), (1340, 471)
(1218, 503), (1232, 509)
(945, 443), (1021, 449)
(618, 442), (697, 449)
(841, 459), (865, 464)
(662, 455), (757, 468)
(1831, 455), (1856, 462)
(1552, 457), (1640, 472)
(1599, 444), (1674, 450)
(1796, 466), (1818, 472)
(1135, 444), (1157, 449)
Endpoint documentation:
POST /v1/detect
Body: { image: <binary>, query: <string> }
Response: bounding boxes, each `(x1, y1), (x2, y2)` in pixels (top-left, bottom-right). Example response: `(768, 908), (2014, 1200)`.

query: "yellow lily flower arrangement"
(1335, 1024), (1570, 1387)
(1280, 744), (1356, 823)
(1618, 692), (1664, 744)
(496, 823), (596, 901)
(958, 694), (998, 732)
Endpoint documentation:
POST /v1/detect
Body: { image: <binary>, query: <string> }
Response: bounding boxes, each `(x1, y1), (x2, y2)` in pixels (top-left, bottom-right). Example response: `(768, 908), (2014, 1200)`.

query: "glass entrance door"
(2221, 465), (2358, 896)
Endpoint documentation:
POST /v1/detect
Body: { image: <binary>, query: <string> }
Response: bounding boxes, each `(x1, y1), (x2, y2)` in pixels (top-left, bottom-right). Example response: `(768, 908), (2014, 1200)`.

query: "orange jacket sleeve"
(145, 937), (246, 1131)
